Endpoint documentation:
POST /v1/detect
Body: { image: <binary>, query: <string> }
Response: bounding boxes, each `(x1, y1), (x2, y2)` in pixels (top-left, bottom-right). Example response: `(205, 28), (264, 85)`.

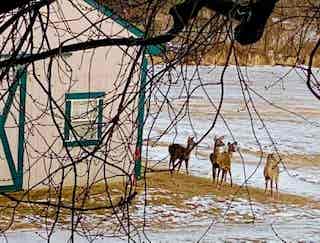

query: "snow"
(138, 64), (320, 241)
(145, 65), (320, 200)
(148, 65), (320, 155)
(2, 65), (320, 242)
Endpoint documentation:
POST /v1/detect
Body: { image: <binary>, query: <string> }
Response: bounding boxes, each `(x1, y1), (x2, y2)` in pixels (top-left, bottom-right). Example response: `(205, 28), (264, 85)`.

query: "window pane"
(72, 100), (98, 121)
(72, 120), (98, 140)
(70, 99), (99, 140)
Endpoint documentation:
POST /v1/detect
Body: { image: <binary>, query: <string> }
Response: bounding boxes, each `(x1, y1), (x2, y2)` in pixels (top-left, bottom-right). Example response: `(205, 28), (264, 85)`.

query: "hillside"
(103, 0), (320, 66)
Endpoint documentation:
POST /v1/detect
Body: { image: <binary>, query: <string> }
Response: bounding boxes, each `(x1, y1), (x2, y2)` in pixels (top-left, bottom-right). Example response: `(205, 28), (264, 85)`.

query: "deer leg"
(275, 179), (279, 199)
(173, 159), (181, 173)
(175, 159), (184, 173)
(229, 169), (233, 187)
(212, 166), (216, 183)
(264, 179), (268, 193)
(169, 158), (174, 174)
(220, 170), (225, 186)
(185, 159), (189, 175)
(171, 159), (177, 173)
(177, 159), (183, 173)
(217, 168), (221, 185)
(270, 179), (273, 197)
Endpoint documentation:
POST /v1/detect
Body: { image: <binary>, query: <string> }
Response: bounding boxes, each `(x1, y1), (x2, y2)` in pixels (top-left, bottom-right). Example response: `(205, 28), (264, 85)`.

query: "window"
(64, 92), (105, 147)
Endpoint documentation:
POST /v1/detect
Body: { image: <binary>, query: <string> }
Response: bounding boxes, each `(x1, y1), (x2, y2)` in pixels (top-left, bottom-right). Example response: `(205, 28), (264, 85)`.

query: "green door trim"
(0, 68), (27, 192)
(17, 69), (27, 189)
(134, 54), (148, 180)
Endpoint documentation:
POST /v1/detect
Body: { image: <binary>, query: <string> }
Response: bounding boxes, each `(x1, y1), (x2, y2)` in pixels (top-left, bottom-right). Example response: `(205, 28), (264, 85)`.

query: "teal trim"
(64, 140), (100, 147)
(0, 184), (17, 192)
(16, 69), (27, 189)
(83, 0), (164, 55)
(65, 92), (105, 100)
(64, 91), (104, 148)
(134, 55), (148, 180)
(0, 67), (27, 192)
(64, 100), (71, 141)
(146, 45), (165, 56)
(98, 99), (103, 139)
(1, 81), (19, 123)
(0, 126), (17, 181)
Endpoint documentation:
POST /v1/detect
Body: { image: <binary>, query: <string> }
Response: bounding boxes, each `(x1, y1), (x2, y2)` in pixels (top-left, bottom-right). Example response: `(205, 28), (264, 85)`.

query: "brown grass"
(140, 171), (318, 208)
(0, 181), (127, 230)
(0, 172), (318, 231)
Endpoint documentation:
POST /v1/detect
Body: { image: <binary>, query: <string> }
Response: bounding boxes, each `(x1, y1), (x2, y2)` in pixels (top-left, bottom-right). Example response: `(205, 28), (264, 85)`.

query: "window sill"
(64, 139), (100, 147)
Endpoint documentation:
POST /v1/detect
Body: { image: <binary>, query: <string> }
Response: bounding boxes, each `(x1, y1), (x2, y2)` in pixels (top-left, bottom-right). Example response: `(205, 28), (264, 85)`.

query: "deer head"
(267, 153), (275, 160)
(227, 141), (238, 152)
(187, 136), (196, 149)
(214, 136), (225, 147)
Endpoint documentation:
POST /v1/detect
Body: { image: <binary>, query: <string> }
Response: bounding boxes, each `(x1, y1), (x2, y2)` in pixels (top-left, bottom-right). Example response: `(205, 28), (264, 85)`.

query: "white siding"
(0, 0), (142, 189)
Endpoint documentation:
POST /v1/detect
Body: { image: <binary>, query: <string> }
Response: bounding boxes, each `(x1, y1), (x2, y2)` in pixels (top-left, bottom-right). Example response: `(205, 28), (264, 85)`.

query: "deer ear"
(227, 142), (231, 145)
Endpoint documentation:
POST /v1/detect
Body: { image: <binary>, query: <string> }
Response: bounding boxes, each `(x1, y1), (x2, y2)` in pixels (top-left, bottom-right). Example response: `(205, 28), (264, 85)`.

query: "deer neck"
(227, 149), (234, 158)
(214, 145), (222, 155)
(186, 143), (193, 153)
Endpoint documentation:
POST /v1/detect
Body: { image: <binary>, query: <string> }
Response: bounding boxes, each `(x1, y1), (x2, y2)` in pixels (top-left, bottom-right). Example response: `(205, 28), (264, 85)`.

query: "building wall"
(0, 0), (143, 190)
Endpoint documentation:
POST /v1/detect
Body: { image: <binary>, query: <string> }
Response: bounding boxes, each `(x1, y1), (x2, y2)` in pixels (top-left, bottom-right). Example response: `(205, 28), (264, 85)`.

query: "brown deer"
(216, 141), (238, 187)
(263, 153), (280, 197)
(209, 136), (225, 183)
(168, 136), (196, 175)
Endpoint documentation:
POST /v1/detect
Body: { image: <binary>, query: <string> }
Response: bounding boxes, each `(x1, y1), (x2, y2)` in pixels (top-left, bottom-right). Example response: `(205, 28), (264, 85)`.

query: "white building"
(0, 0), (162, 192)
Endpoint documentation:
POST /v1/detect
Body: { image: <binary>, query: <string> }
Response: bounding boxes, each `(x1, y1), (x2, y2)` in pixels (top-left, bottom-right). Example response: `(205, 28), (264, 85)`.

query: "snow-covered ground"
(3, 65), (320, 242)
(147, 65), (320, 155)
(145, 65), (320, 198)
(2, 215), (320, 242)
(141, 65), (320, 241)
(3, 197), (320, 242)
(146, 145), (320, 200)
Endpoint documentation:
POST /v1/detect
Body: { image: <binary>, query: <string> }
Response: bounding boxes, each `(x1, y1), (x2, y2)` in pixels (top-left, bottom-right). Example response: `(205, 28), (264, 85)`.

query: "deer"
(168, 136), (196, 175)
(216, 141), (238, 187)
(263, 153), (280, 197)
(209, 136), (225, 183)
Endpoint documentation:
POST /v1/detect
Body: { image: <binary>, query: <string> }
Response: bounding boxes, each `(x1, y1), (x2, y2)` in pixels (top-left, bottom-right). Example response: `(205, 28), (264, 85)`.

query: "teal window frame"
(64, 92), (105, 147)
